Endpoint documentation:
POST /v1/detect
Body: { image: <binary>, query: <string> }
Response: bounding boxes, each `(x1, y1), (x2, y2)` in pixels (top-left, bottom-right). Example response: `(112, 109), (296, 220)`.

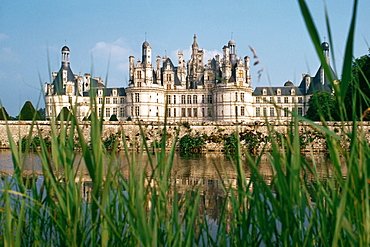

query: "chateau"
(45, 35), (335, 122)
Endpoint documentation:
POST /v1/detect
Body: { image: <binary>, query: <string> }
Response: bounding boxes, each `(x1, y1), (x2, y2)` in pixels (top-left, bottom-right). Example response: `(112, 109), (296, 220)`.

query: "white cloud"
(90, 38), (133, 63)
(0, 33), (9, 41)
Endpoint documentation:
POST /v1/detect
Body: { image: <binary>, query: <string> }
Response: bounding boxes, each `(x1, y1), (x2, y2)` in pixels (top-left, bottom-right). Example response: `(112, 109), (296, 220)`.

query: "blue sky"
(0, 0), (369, 116)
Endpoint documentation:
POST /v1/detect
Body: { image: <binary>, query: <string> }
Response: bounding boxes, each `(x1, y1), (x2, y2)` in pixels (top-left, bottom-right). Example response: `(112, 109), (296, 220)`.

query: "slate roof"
(51, 63), (77, 95)
(253, 86), (304, 96)
(300, 65), (336, 94)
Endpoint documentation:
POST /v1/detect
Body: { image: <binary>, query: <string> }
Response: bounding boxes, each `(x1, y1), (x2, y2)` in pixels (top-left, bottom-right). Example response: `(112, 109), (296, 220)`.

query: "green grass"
(1, 0), (370, 245)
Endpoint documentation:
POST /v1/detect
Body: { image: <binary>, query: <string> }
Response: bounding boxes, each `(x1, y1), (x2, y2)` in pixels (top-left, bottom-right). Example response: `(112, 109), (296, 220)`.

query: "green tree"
(56, 107), (72, 121)
(0, 106), (10, 120)
(345, 53), (370, 120)
(18, 101), (43, 120)
(109, 114), (118, 121)
(305, 91), (339, 121)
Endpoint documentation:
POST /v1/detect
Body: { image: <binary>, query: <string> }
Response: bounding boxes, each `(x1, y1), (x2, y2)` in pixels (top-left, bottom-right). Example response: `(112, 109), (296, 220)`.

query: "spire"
(192, 34), (198, 49)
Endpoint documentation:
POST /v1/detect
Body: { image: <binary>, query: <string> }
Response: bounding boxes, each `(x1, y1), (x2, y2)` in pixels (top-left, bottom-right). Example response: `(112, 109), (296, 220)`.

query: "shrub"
(109, 114), (118, 121)
(179, 134), (205, 154)
(18, 101), (43, 120)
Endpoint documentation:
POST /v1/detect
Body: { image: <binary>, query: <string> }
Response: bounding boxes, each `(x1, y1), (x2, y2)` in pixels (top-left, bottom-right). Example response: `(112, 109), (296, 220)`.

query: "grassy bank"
(1, 0), (370, 245)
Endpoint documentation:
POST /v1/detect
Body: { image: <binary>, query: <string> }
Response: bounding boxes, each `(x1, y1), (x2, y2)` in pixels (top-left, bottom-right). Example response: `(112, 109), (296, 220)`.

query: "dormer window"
(291, 89), (295, 95)
(113, 89), (117, 96)
(98, 89), (102, 96)
(262, 89), (267, 95)
(277, 89), (281, 95)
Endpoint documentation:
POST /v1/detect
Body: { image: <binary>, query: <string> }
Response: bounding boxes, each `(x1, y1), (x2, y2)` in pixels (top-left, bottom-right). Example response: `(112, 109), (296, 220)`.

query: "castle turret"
(61, 46), (70, 68)
(142, 41), (152, 65)
(228, 39), (236, 64)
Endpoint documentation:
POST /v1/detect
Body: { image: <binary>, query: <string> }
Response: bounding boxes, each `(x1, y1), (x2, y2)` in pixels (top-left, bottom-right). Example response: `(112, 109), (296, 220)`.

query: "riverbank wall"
(0, 121), (368, 153)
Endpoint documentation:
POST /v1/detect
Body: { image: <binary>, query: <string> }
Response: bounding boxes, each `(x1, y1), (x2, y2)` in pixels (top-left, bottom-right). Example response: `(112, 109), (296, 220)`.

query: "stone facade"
(44, 36), (335, 122)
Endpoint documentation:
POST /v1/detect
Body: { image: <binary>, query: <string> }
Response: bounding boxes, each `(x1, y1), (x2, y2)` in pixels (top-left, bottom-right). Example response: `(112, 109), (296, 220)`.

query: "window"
(173, 108), (176, 117)
(137, 71), (142, 79)
(263, 89), (267, 95)
(173, 95), (176, 104)
(277, 97), (281, 103)
(270, 107), (275, 117)
(135, 93), (140, 102)
(256, 97), (260, 103)
(241, 106), (245, 116)
(262, 97), (266, 103)
(187, 108), (192, 117)
(207, 95), (213, 104)
(181, 108), (186, 117)
(193, 108), (197, 117)
(202, 95), (205, 104)
(270, 97), (274, 103)
(167, 108), (171, 117)
(135, 106), (140, 116)
(277, 89), (281, 95)
(207, 108), (212, 117)
(241, 93), (245, 102)
(98, 98), (102, 104)
(263, 107), (267, 116)
(106, 108), (110, 117)
(284, 97), (288, 103)
(235, 106), (238, 116)
(298, 97), (303, 103)
(166, 74), (171, 81)
(120, 98), (125, 104)
(284, 107), (289, 117)
(120, 108), (125, 117)
(202, 108), (205, 117)
(291, 89), (295, 95)
(113, 98), (117, 104)
(187, 95), (192, 104)
(98, 108), (102, 117)
(298, 107), (303, 116)
(193, 95), (197, 104)
(256, 107), (260, 117)
(181, 95), (185, 104)
(235, 92), (238, 101)
(113, 108), (117, 116)
(167, 95), (171, 104)
(106, 98), (110, 104)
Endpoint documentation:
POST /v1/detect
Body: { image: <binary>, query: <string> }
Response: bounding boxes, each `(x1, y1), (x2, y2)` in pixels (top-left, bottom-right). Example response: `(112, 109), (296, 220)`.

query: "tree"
(18, 101), (43, 120)
(0, 106), (10, 120)
(305, 91), (339, 121)
(109, 114), (118, 121)
(345, 53), (370, 120)
(56, 107), (72, 121)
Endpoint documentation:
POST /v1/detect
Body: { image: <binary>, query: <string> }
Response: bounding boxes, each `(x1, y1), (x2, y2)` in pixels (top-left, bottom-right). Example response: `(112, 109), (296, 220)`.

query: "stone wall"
(0, 121), (368, 153)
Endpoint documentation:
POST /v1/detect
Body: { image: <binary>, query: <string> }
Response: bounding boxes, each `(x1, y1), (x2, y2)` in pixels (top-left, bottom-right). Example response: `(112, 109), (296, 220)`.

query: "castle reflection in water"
(0, 150), (345, 221)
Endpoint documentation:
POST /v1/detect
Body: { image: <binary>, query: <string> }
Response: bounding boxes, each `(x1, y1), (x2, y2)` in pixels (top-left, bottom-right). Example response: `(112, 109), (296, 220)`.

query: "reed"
(1, 0), (369, 245)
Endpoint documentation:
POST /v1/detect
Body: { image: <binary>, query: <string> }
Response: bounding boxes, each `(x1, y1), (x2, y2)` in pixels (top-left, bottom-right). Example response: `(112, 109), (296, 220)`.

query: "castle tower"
(61, 46), (70, 68)
(228, 39), (236, 64)
(322, 41), (330, 65)
(142, 41), (152, 65)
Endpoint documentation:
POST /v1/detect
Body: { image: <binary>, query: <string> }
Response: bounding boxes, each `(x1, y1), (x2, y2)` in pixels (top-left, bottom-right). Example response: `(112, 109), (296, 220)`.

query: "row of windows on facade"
(97, 106), (249, 118)
(255, 96), (303, 104)
(96, 106), (303, 119)
(96, 92), (249, 105)
(255, 107), (303, 117)
(98, 97), (126, 104)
